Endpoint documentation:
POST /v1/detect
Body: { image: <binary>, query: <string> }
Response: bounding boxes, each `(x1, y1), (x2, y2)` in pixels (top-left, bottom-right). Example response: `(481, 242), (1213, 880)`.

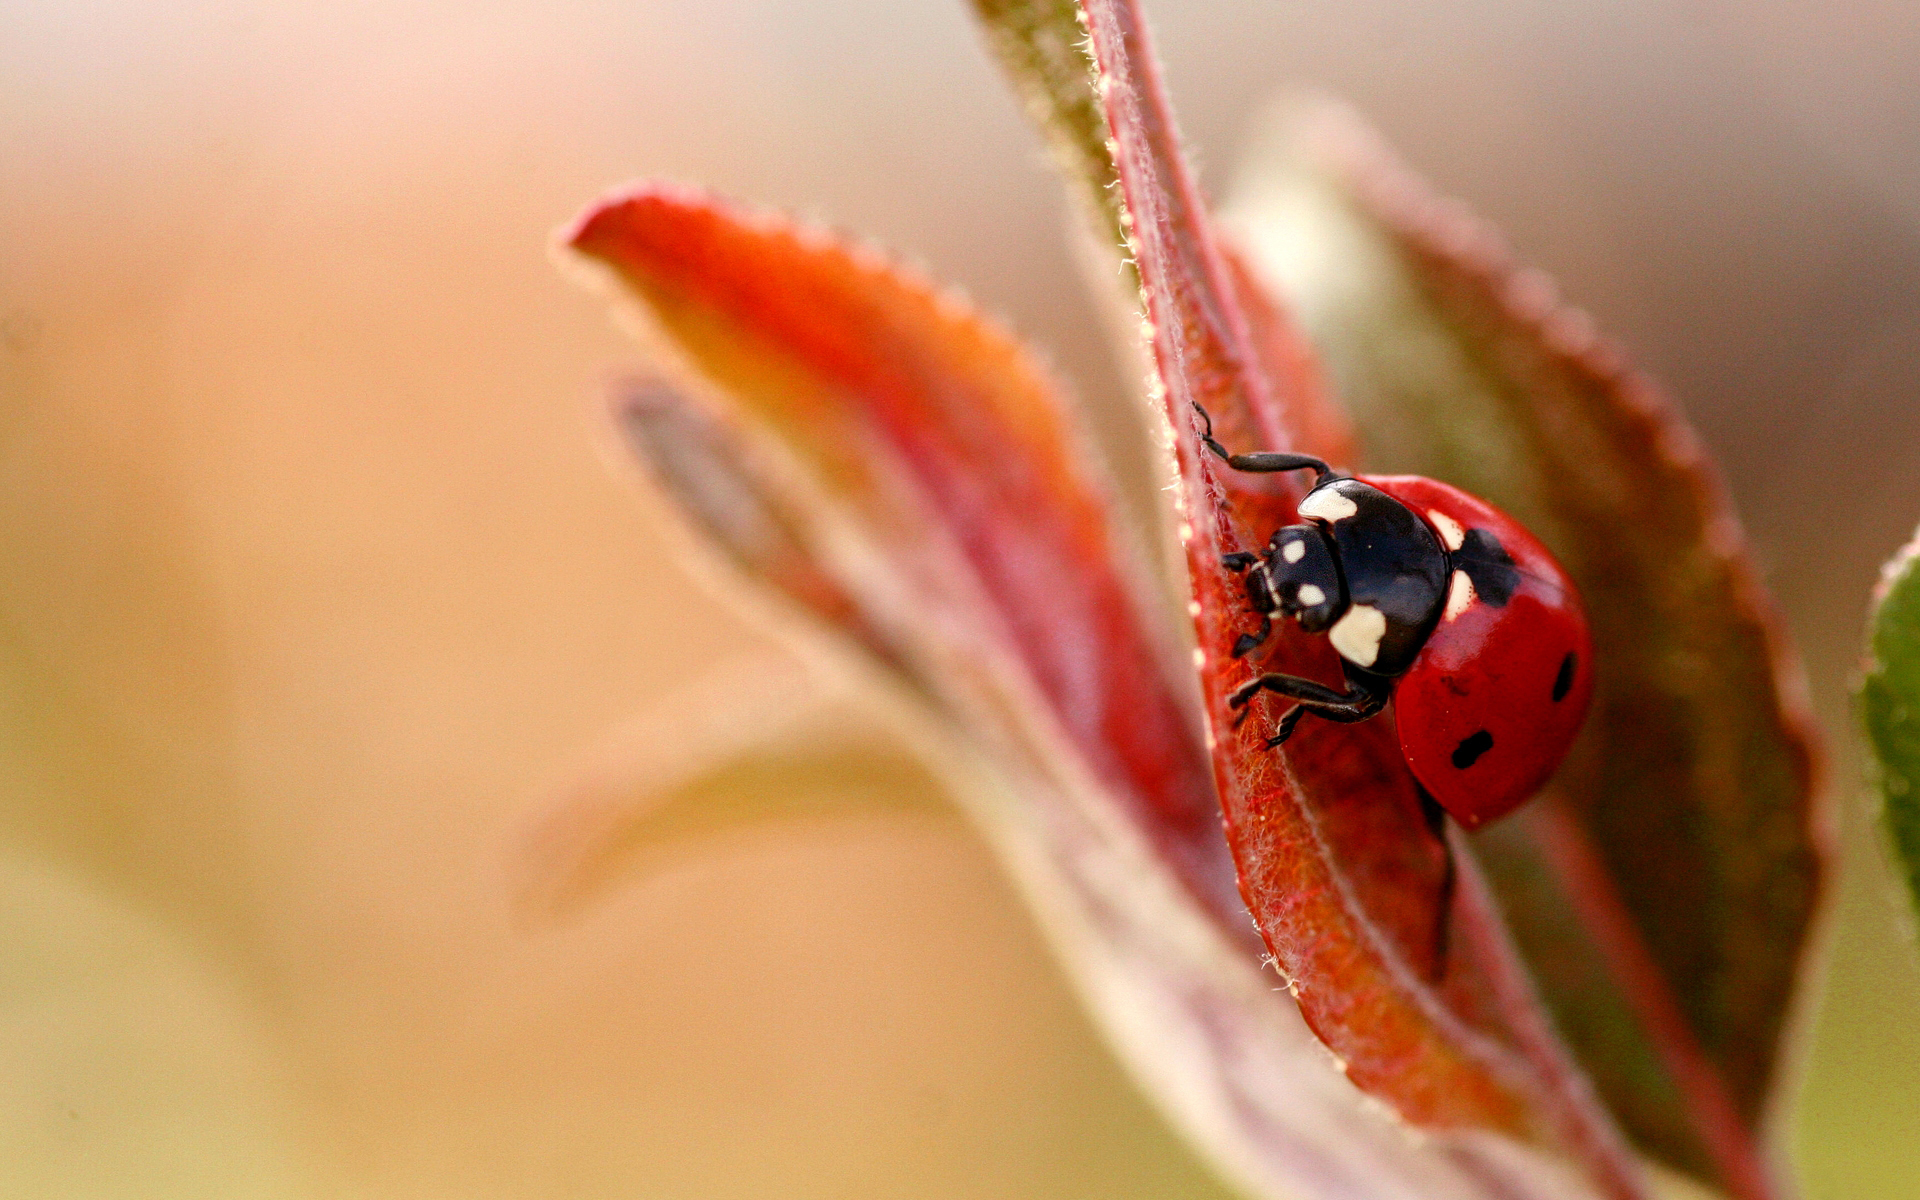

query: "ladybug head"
(1260, 525), (1346, 633)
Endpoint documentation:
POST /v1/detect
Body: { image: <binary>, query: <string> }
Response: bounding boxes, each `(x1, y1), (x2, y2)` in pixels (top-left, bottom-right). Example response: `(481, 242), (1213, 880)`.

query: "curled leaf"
(1862, 527), (1920, 924)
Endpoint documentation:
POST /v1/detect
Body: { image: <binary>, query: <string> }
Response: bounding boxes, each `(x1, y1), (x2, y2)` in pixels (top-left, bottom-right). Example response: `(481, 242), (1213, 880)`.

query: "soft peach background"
(2, 1), (1917, 1197)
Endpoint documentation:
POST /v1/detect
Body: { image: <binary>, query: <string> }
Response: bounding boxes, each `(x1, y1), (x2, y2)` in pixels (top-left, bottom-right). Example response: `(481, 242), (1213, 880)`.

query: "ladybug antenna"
(1191, 403), (1335, 485)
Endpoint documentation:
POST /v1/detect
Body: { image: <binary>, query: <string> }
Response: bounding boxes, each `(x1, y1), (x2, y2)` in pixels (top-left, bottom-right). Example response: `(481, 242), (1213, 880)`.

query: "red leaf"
(565, 183), (1633, 1200)
(1225, 99), (1824, 1198)
(567, 184), (1244, 925)
(1078, 0), (1648, 1193)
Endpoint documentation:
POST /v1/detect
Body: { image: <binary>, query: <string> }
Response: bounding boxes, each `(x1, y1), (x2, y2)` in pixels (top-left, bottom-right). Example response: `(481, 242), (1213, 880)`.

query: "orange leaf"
(565, 182), (1628, 1200)
(567, 184), (1243, 922)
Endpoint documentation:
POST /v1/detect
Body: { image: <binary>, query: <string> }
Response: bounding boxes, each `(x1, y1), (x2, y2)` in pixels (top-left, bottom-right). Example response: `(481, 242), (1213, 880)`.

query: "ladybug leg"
(1417, 787), (1456, 980)
(1268, 703), (1310, 745)
(1232, 560), (1278, 658)
(1226, 671), (1389, 744)
(1227, 671), (1386, 715)
(1231, 617), (1272, 659)
(1191, 403), (1334, 483)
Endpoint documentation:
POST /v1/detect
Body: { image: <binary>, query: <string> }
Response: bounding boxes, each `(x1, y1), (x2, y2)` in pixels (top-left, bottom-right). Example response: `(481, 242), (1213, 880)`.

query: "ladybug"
(1195, 405), (1593, 829)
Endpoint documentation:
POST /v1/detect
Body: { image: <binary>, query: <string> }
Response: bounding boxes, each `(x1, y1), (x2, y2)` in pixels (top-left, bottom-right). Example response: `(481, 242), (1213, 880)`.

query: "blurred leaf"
(1862, 528), (1920, 922)
(564, 183), (1630, 1199)
(1227, 98), (1823, 1198)
(515, 655), (951, 921)
(968, 0), (1357, 472)
(968, 0), (1125, 274)
(610, 377), (918, 678)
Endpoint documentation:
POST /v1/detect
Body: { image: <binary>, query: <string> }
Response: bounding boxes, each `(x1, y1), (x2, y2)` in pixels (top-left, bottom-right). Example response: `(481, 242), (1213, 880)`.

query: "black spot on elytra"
(1552, 651), (1577, 702)
(1451, 730), (1494, 769)
(1455, 528), (1519, 606)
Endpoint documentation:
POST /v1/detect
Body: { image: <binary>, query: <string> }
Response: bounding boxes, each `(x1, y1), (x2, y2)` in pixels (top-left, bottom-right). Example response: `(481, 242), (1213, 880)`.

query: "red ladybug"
(1197, 406), (1593, 829)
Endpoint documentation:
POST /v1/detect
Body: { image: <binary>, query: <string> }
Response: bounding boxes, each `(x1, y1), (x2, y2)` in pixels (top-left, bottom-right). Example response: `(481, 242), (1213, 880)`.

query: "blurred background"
(2, 0), (1917, 1196)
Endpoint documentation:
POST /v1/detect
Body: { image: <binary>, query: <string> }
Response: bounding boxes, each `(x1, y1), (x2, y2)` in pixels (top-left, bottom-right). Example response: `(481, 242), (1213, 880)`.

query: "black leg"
(1228, 671), (1385, 719)
(1225, 450), (1338, 477)
(1220, 546), (1275, 659)
(1231, 617), (1272, 659)
(1193, 401), (1234, 464)
(1265, 703), (1309, 747)
(1418, 786), (1455, 980)
(1192, 403), (1333, 482)
(1229, 669), (1390, 745)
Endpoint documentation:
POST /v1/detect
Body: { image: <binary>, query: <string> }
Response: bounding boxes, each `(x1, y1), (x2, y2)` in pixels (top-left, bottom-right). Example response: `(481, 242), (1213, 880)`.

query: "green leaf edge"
(1862, 525), (1920, 923)
(969, 0), (1128, 274)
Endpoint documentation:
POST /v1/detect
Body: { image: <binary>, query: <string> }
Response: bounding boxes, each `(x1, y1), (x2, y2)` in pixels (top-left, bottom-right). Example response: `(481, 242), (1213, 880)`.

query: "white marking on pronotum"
(1191, 647), (1206, 668)
(1444, 569), (1475, 620)
(1428, 508), (1466, 552)
(1281, 538), (1307, 563)
(1296, 583), (1327, 608)
(1297, 488), (1358, 523)
(1329, 604), (1388, 667)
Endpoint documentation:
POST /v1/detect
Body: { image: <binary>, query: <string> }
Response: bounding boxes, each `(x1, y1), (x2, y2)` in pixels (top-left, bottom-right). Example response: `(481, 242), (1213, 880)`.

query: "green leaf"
(1863, 528), (1920, 921)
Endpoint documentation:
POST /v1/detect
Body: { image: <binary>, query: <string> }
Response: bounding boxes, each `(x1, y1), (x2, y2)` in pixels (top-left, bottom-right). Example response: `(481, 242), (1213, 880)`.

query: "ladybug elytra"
(1197, 405), (1594, 829)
